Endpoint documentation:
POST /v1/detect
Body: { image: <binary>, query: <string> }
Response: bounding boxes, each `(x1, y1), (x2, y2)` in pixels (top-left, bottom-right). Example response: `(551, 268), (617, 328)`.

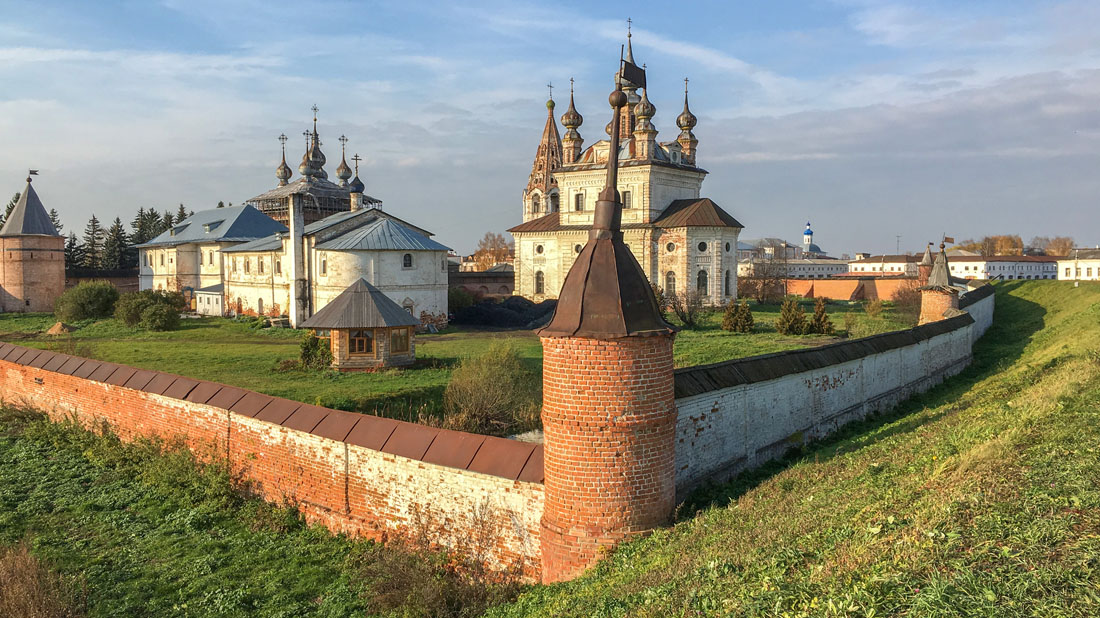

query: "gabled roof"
(1065, 248), (1100, 260)
(300, 278), (420, 329)
(135, 205), (286, 248)
(508, 212), (562, 233)
(315, 217), (450, 252)
(0, 178), (59, 237)
(653, 198), (743, 229)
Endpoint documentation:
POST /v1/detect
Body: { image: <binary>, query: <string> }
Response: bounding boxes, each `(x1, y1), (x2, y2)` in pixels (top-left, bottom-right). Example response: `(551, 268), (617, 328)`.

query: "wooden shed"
(300, 278), (419, 371)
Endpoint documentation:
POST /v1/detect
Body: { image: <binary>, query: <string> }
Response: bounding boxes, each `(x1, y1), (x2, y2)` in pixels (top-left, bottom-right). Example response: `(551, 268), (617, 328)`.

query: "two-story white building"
(947, 255), (1057, 280)
(846, 254), (922, 276)
(1058, 249), (1100, 281)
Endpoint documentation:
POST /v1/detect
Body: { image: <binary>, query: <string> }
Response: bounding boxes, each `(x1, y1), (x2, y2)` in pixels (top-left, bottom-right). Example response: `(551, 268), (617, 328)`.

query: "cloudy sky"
(1, 0), (1097, 254)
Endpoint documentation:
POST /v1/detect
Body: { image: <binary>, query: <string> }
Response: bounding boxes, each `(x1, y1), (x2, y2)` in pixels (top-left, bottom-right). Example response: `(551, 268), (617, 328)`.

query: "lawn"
(0, 300), (912, 424)
(489, 281), (1100, 616)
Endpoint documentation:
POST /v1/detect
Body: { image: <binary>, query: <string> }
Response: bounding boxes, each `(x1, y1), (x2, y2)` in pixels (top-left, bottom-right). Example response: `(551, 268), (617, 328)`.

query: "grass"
(0, 300), (908, 425)
(0, 407), (517, 617)
(489, 281), (1100, 617)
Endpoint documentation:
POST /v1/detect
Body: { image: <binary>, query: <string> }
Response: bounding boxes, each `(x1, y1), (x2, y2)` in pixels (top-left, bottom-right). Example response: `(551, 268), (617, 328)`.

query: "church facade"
(509, 38), (744, 306)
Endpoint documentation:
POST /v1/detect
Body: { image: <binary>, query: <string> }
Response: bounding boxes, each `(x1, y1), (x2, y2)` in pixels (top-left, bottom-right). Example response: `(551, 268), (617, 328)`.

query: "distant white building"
(846, 254), (922, 276)
(738, 258), (846, 279)
(948, 255), (1057, 280)
(1058, 249), (1100, 281)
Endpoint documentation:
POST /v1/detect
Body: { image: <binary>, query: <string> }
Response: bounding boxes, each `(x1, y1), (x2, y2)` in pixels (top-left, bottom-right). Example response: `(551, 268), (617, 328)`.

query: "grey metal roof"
(221, 234), (284, 253)
(0, 179), (59, 237)
(300, 278), (421, 329)
(195, 283), (224, 294)
(135, 205), (286, 248)
(316, 217), (450, 252)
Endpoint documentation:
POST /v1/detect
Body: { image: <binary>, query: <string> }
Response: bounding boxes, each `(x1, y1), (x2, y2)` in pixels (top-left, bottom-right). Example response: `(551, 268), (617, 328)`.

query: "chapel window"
(244, 258), (250, 274)
(349, 329), (373, 355)
(574, 192), (584, 211)
(622, 190), (631, 209)
(698, 242), (708, 252)
(403, 253), (413, 268)
(665, 271), (676, 296)
(321, 258), (327, 275)
(259, 259), (264, 274)
(532, 194), (541, 214)
(698, 270), (708, 296)
(275, 259), (282, 275)
(724, 270), (731, 296)
(536, 244), (544, 254)
(535, 271), (545, 295)
(550, 193), (560, 212)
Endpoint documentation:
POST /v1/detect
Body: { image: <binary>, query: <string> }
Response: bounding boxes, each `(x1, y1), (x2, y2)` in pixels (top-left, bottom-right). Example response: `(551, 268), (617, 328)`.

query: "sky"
(1, 0), (1097, 255)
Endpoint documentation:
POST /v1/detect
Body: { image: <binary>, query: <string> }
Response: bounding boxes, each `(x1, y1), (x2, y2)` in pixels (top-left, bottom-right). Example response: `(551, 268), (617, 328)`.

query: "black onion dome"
(336, 156), (352, 182)
(348, 175), (365, 193)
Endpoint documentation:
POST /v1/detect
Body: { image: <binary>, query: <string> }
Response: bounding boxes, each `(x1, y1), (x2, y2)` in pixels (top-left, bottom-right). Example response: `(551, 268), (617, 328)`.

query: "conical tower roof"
(526, 97), (563, 196)
(922, 246), (954, 290)
(0, 176), (59, 237)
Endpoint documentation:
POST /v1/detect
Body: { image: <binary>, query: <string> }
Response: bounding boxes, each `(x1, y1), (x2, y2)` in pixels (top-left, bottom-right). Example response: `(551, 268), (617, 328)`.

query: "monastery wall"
(0, 349), (544, 578)
(672, 287), (994, 494)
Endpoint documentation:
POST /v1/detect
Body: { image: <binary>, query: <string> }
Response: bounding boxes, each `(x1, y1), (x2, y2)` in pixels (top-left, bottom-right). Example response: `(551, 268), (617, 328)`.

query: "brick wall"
(0, 348), (544, 578)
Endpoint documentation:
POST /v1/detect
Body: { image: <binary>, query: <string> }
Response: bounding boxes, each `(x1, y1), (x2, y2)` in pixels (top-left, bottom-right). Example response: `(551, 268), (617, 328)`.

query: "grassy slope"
(491, 281), (1100, 617)
(0, 302), (907, 421)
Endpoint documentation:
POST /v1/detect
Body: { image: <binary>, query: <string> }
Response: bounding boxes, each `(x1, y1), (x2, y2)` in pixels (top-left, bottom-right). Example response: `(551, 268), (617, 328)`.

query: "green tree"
(101, 217), (129, 270)
(48, 208), (63, 233)
(217, 201), (225, 209)
(0, 193), (18, 228)
(175, 203), (189, 224)
(63, 232), (83, 269)
(721, 300), (737, 331)
(160, 210), (174, 234)
(775, 297), (808, 335)
(81, 215), (105, 269)
(808, 297), (834, 335)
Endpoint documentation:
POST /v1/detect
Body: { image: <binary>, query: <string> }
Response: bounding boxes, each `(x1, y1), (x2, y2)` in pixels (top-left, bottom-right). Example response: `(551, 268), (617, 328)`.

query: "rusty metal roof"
(300, 278), (420, 329)
(653, 198), (743, 229)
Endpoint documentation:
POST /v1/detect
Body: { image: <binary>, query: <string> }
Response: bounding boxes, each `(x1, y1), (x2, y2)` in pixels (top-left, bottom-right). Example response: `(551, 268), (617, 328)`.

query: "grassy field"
(489, 281), (1100, 617)
(0, 300), (909, 424)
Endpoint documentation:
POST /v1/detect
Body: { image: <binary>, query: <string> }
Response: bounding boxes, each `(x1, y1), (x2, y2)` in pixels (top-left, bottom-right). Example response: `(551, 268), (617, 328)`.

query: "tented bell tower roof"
(0, 176), (59, 237)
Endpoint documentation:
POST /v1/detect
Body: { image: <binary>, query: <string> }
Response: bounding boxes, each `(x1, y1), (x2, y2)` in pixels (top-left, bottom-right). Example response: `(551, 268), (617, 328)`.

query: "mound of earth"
(452, 296), (556, 329)
(45, 322), (76, 335)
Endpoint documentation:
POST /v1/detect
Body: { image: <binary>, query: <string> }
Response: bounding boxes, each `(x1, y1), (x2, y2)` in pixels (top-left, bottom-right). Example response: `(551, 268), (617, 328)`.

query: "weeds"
(0, 543), (86, 618)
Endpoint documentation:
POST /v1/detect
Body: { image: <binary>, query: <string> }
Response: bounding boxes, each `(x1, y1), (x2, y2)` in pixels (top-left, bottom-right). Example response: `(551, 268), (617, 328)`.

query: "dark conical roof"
(919, 244), (934, 266)
(300, 278), (420, 329)
(922, 247), (954, 290)
(0, 177), (59, 237)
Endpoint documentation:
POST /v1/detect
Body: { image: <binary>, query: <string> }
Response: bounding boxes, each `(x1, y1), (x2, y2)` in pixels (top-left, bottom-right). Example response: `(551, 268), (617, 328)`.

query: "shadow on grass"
(680, 282), (1045, 516)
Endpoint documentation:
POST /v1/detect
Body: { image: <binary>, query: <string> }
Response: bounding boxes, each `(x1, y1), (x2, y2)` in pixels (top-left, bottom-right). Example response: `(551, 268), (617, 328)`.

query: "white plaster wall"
(673, 317), (980, 494)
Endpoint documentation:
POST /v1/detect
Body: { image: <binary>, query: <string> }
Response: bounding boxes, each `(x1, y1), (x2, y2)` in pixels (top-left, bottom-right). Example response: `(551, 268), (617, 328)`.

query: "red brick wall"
(0, 235), (65, 312)
(785, 277), (918, 302)
(539, 334), (676, 583)
(919, 289), (959, 324)
(0, 345), (544, 579)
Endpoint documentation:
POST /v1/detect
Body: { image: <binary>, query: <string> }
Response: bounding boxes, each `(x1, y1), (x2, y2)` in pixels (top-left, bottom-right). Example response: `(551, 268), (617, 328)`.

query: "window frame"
(348, 329), (374, 356)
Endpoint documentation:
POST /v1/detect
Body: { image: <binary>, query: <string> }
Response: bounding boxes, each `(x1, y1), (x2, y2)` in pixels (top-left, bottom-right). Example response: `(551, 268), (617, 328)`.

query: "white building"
(1058, 249), (1100, 281)
(948, 255), (1057, 280)
(846, 254), (922, 276)
(738, 258), (847, 279)
(136, 205), (287, 296)
(509, 36), (744, 306)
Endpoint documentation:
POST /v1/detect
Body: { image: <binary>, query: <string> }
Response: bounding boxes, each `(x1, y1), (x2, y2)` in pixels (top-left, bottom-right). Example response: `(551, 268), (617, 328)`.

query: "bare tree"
(669, 289), (703, 328)
(472, 232), (513, 271)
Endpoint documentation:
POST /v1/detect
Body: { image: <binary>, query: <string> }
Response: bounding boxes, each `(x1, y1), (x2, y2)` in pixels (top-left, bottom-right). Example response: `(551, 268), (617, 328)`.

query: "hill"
(491, 281), (1100, 617)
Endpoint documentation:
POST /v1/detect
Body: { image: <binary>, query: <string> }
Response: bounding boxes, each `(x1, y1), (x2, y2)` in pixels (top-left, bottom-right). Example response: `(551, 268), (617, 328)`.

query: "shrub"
(651, 283), (669, 320)
(0, 543), (86, 618)
(115, 290), (186, 327)
(448, 287), (475, 314)
(892, 284), (922, 325)
(721, 300), (737, 331)
(864, 299), (885, 319)
(670, 289), (704, 329)
(807, 297), (835, 335)
(54, 281), (119, 321)
(775, 297), (808, 335)
(443, 341), (541, 436)
(299, 332), (333, 370)
(139, 303), (180, 331)
(722, 300), (754, 333)
(843, 311), (858, 337)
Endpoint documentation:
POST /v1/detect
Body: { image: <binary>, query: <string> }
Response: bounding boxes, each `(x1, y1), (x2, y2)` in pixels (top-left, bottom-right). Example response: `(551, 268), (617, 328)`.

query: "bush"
(843, 311), (858, 337)
(892, 284), (922, 325)
(864, 299), (885, 319)
(775, 297), (808, 335)
(54, 281), (119, 322)
(807, 297), (834, 335)
(0, 543), (86, 618)
(139, 303), (180, 331)
(651, 283), (669, 321)
(299, 332), (333, 370)
(448, 287), (475, 314)
(722, 299), (754, 333)
(115, 290), (186, 327)
(443, 341), (541, 436)
(670, 290), (704, 329)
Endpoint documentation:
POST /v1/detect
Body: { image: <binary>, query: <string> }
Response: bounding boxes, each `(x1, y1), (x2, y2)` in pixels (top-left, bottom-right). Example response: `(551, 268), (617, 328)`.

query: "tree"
(472, 232), (513, 271)
(775, 297), (808, 335)
(669, 289), (703, 329)
(64, 233), (83, 269)
(808, 297), (834, 335)
(1047, 237), (1074, 256)
(101, 217), (129, 270)
(48, 209), (63, 233)
(217, 201), (225, 208)
(722, 299), (754, 333)
(0, 193), (18, 229)
(175, 203), (189, 224)
(161, 210), (174, 233)
(81, 215), (105, 269)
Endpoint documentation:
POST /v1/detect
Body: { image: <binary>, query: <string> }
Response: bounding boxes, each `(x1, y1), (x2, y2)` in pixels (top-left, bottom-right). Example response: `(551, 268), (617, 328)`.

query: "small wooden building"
(300, 278), (419, 370)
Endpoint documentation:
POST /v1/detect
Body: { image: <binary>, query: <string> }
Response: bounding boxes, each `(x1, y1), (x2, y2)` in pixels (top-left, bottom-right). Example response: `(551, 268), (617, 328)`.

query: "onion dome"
(676, 89), (698, 131)
(348, 175), (365, 193)
(276, 158), (292, 185)
(336, 156), (352, 185)
(605, 119), (613, 136)
(546, 98), (556, 111)
(634, 88), (655, 120)
(299, 146), (314, 178)
(561, 88), (583, 129)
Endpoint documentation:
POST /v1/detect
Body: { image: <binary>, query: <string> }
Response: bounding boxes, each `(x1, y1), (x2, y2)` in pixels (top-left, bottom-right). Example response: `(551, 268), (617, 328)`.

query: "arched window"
(402, 253), (413, 268)
(550, 192), (560, 212)
(257, 298), (263, 314)
(698, 270), (708, 296)
(535, 271), (545, 295)
(724, 270), (730, 296)
(665, 271), (676, 297)
(402, 299), (415, 315)
(532, 194), (541, 214)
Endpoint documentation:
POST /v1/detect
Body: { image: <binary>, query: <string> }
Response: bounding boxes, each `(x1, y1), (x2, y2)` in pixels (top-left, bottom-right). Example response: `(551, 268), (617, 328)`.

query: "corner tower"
(538, 69), (678, 583)
(0, 173), (65, 313)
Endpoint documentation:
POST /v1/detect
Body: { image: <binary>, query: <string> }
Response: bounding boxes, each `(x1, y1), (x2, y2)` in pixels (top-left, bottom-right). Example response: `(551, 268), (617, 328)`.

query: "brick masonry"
(0, 350), (544, 579)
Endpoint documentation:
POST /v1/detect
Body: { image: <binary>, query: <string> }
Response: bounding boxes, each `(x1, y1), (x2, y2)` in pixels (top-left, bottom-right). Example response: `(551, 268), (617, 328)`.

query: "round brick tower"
(918, 243), (958, 325)
(0, 174), (65, 313)
(537, 77), (677, 583)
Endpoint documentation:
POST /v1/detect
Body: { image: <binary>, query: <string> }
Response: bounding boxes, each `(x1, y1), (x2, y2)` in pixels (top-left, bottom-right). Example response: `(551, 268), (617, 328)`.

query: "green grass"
(0, 409), (516, 617)
(0, 301), (908, 424)
(489, 281), (1100, 617)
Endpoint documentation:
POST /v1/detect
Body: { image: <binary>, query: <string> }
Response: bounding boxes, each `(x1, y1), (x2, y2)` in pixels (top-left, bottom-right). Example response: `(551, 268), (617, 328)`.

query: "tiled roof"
(653, 198), (743, 229)
(0, 179), (59, 237)
(136, 205), (286, 248)
(300, 278), (421, 329)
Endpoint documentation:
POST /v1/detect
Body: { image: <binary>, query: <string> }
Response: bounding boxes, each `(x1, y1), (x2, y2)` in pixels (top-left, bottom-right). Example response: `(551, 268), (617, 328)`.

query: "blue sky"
(1, 0), (1097, 254)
